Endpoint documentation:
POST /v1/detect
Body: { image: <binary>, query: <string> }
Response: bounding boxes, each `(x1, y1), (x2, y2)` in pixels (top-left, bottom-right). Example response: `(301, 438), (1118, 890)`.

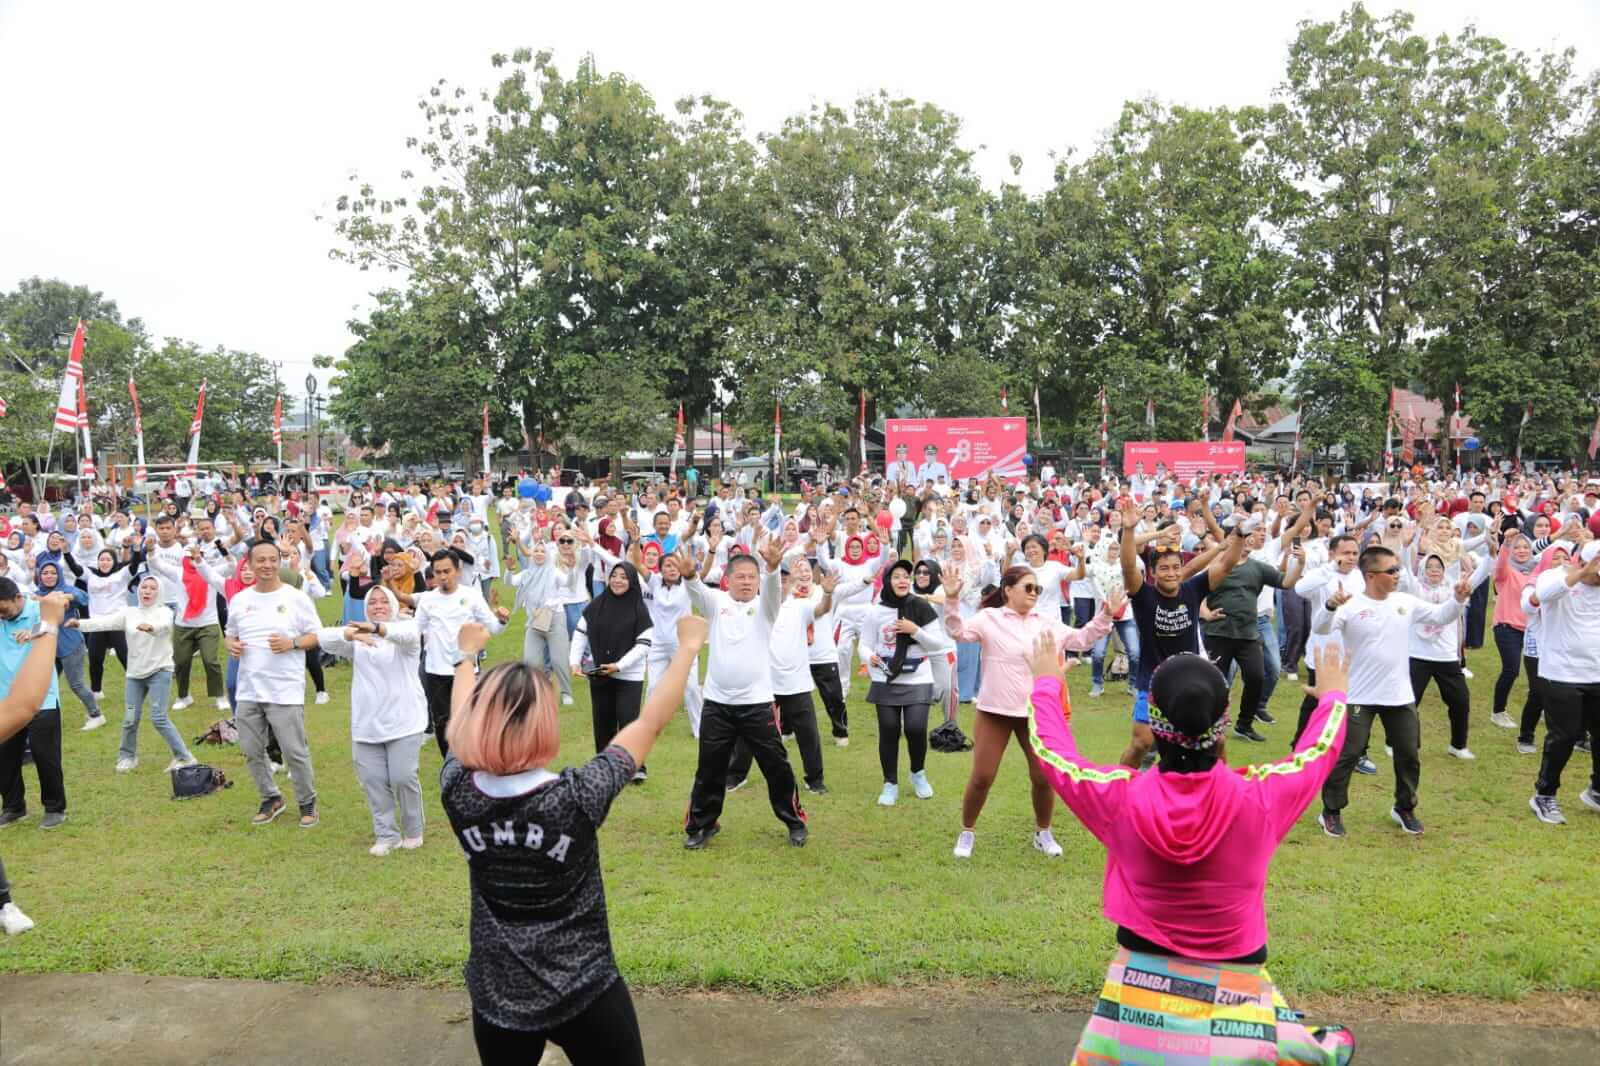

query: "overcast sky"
(3, 0), (1597, 399)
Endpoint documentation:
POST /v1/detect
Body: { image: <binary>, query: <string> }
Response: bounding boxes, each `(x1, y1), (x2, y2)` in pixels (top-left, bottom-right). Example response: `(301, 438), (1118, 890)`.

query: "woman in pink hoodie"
(1026, 636), (1356, 1065)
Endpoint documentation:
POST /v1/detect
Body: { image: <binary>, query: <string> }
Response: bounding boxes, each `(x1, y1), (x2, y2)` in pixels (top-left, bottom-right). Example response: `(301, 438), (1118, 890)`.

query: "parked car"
(275, 467), (353, 510)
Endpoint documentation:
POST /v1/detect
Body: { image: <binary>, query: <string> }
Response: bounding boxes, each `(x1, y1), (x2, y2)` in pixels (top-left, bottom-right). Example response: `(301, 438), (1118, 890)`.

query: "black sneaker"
(788, 825), (809, 848)
(252, 797), (287, 826)
(631, 767), (648, 785)
(1390, 807), (1424, 835)
(1256, 710), (1277, 725)
(806, 783), (828, 795)
(683, 824), (721, 850)
(1529, 794), (1567, 825)
(0, 809), (26, 829)
(1317, 811), (1346, 838)
(1233, 726), (1267, 743)
(725, 777), (748, 793)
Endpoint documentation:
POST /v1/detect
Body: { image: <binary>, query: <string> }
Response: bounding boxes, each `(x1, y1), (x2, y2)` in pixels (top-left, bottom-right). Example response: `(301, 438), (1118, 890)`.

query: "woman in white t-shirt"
(298, 586), (428, 855)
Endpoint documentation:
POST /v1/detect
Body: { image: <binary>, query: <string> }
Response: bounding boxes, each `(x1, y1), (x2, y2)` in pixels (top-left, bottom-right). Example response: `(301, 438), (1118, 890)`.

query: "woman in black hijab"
(571, 562), (656, 783)
(853, 559), (942, 805)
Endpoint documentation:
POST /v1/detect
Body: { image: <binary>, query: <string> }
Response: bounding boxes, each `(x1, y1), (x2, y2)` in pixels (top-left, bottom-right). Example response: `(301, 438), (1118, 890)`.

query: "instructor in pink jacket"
(1027, 636), (1357, 1065)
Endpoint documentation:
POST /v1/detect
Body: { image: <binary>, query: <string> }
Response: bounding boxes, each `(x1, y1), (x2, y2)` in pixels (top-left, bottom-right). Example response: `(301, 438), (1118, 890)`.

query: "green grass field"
(1, 589), (1597, 1011)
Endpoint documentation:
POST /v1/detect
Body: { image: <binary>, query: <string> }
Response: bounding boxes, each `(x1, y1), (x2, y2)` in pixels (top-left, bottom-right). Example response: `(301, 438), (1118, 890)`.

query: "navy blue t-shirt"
(1129, 571), (1211, 691)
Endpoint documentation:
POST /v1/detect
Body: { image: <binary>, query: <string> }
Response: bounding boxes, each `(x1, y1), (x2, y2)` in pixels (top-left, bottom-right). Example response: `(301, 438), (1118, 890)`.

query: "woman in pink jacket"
(941, 565), (1119, 860)
(1027, 636), (1356, 1065)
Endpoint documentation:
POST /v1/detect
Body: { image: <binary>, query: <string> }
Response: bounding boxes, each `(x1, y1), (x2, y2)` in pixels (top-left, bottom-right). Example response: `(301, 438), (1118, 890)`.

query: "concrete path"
(1, 974), (1593, 1064)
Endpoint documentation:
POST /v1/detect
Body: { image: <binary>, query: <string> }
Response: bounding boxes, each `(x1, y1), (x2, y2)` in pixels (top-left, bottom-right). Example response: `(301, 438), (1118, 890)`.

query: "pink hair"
(445, 663), (560, 774)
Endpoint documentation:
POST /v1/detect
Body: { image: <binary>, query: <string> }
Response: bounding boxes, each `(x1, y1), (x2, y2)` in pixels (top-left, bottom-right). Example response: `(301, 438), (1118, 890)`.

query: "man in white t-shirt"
(224, 540), (325, 829)
(413, 550), (508, 756)
(1312, 544), (1469, 839)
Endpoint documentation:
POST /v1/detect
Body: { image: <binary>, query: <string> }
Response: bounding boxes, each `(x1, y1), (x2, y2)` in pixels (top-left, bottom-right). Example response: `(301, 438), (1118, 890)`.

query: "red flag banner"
(1588, 409), (1600, 461)
(858, 391), (867, 473)
(77, 376), (96, 479)
(53, 319), (86, 432)
(1221, 399), (1243, 443)
(272, 394), (283, 445)
(129, 374), (146, 483)
(184, 380), (207, 478)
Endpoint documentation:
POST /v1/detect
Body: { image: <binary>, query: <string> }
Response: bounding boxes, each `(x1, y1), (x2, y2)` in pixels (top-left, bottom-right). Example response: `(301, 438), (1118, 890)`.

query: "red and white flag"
(481, 403), (491, 477)
(77, 376), (95, 480)
(1291, 405), (1302, 471)
(773, 399), (782, 488)
(1453, 382), (1463, 479)
(128, 375), (147, 483)
(1517, 402), (1533, 466)
(669, 403), (685, 481)
(1032, 384), (1043, 446)
(272, 393), (283, 446)
(1001, 386), (1008, 413)
(1221, 399), (1243, 443)
(1587, 408), (1600, 461)
(858, 391), (867, 473)
(1098, 386), (1109, 478)
(183, 380), (207, 478)
(1383, 388), (1396, 472)
(1200, 393), (1211, 441)
(1145, 397), (1156, 432)
(53, 319), (86, 432)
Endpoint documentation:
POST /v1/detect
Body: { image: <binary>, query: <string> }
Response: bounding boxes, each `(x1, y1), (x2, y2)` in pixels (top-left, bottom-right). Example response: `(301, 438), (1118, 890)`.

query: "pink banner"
(1122, 441), (1246, 478)
(885, 417), (1028, 483)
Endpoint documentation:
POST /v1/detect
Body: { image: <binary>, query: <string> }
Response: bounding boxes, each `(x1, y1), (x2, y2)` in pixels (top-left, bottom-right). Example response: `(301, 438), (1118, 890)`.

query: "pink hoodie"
(1027, 676), (1349, 960)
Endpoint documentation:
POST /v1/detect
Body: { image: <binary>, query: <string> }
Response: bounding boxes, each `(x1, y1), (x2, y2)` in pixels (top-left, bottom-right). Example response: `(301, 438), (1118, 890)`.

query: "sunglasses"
(1374, 565), (1402, 576)
(1019, 583), (1042, 594)
(557, 538), (575, 546)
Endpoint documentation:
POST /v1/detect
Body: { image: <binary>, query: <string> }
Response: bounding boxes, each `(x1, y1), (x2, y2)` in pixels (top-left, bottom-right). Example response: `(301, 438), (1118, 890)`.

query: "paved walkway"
(1, 974), (1594, 1064)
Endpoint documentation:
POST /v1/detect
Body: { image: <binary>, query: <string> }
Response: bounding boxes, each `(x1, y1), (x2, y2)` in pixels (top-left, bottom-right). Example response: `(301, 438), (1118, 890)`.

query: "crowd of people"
(1, 459), (1598, 1063)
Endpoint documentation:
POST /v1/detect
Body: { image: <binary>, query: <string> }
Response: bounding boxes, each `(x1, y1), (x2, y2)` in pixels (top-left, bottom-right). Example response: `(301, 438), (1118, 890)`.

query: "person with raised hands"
(1026, 634), (1355, 1065)
(1311, 545), (1471, 838)
(676, 535), (810, 850)
(441, 614), (708, 1066)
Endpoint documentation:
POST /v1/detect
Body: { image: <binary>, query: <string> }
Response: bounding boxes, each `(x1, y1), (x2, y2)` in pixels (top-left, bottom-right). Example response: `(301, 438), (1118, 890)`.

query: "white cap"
(1582, 541), (1600, 564)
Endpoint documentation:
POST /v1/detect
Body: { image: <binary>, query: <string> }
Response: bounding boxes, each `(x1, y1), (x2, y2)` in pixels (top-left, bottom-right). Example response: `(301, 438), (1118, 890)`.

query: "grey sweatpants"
(523, 615), (573, 702)
(352, 733), (426, 843)
(236, 701), (317, 809)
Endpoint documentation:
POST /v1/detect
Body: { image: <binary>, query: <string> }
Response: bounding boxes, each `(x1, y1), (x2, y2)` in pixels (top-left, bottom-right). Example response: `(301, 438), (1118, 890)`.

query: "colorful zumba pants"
(1073, 949), (1355, 1065)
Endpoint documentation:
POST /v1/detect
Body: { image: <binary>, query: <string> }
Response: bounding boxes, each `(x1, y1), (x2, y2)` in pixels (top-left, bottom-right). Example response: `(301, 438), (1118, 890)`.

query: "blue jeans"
(564, 601), (585, 637)
(1256, 615), (1282, 712)
(1092, 618), (1142, 688)
(311, 548), (332, 587)
(120, 669), (192, 762)
(955, 641), (982, 703)
(227, 654), (239, 711)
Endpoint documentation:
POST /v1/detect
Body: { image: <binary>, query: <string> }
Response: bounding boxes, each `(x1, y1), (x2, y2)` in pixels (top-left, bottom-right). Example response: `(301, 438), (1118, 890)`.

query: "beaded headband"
(1146, 704), (1230, 751)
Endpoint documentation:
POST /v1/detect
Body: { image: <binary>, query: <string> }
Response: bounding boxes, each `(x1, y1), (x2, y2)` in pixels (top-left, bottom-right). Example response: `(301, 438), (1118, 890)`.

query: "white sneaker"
(1447, 746), (1476, 761)
(314, 692), (330, 706)
(561, 695), (574, 707)
(1461, 667), (1475, 679)
(1489, 712), (1516, 729)
(1, 901), (34, 936)
(877, 782), (898, 806)
(81, 715), (106, 732)
(1284, 672), (1299, 683)
(269, 761), (284, 776)
(165, 757), (197, 772)
(114, 757), (137, 773)
(834, 736), (849, 747)
(1089, 684), (1104, 698)
(215, 697), (230, 712)
(1033, 829), (1064, 857)
(910, 770), (933, 800)
(369, 840), (396, 857)
(1385, 745), (1393, 757)
(92, 691), (104, 701)
(399, 836), (424, 850)
(952, 829), (975, 859)
(1581, 789), (1600, 815)
(171, 697), (193, 711)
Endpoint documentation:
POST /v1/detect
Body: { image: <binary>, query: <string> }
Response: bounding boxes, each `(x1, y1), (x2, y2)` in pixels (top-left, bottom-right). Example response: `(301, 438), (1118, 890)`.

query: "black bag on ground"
(171, 764), (232, 800)
(929, 719), (973, 753)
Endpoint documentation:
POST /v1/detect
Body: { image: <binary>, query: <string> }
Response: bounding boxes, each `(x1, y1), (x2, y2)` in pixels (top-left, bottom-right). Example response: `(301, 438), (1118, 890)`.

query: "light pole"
(305, 375), (319, 468)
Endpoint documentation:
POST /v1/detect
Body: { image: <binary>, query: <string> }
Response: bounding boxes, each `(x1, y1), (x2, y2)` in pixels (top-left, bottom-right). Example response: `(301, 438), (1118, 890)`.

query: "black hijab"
(879, 559), (938, 681)
(913, 558), (942, 595)
(582, 562), (653, 666)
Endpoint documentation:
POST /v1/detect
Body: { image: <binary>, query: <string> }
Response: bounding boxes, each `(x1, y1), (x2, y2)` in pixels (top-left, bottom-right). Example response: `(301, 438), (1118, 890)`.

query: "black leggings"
(85, 630), (128, 691)
(876, 702), (929, 784)
(305, 649), (325, 695)
(1519, 656), (1546, 746)
(1409, 658), (1471, 750)
(472, 977), (643, 1066)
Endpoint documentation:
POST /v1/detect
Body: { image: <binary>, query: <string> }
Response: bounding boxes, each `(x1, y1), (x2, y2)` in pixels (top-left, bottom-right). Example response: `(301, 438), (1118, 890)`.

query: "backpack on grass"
(171, 764), (232, 800)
